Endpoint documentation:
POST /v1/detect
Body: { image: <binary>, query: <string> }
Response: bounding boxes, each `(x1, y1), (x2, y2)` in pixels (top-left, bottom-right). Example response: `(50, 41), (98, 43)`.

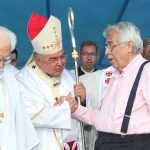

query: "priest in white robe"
(17, 13), (86, 150)
(0, 26), (39, 150)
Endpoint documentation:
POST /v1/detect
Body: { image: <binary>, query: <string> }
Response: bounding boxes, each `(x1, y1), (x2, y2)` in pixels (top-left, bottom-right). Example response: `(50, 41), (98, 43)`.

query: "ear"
(78, 52), (81, 60)
(127, 41), (134, 52)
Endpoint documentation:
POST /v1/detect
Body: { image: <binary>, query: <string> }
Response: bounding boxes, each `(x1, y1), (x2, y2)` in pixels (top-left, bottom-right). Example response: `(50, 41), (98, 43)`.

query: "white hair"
(103, 22), (143, 54)
(0, 26), (17, 51)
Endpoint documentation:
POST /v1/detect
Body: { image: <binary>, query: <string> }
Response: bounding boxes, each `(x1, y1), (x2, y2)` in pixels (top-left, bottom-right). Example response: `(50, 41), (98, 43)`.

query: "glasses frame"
(80, 52), (97, 57)
(0, 56), (12, 65)
(105, 42), (126, 50)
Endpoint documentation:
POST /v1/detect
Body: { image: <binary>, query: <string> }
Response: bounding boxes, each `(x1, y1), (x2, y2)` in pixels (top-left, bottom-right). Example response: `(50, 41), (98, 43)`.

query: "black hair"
(79, 41), (98, 53)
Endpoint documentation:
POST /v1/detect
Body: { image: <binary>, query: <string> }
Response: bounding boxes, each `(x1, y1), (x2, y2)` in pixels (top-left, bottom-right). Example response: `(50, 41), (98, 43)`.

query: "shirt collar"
(113, 54), (144, 78)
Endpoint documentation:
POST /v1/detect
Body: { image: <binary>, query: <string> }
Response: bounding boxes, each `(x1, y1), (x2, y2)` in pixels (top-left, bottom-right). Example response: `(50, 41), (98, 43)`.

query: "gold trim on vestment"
(28, 61), (63, 149)
(31, 108), (44, 120)
(28, 61), (61, 102)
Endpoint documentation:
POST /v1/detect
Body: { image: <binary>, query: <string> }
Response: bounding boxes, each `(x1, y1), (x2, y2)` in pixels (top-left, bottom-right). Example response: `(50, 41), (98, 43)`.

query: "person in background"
(17, 13), (86, 150)
(70, 41), (99, 77)
(10, 48), (18, 67)
(78, 41), (99, 76)
(0, 26), (39, 150)
(70, 22), (150, 150)
(142, 36), (150, 60)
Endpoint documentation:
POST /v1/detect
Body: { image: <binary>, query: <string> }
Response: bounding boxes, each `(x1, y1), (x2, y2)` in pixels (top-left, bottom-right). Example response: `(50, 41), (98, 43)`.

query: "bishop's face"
(36, 50), (66, 77)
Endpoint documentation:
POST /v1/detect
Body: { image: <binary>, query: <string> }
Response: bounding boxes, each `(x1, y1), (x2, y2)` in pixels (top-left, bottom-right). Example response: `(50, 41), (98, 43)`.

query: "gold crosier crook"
(68, 7), (86, 150)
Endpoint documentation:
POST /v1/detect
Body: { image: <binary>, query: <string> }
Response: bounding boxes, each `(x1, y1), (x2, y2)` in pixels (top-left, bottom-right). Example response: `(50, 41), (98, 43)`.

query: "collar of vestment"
(27, 61), (61, 87)
(80, 66), (96, 73)
(27, 61), (62, 101)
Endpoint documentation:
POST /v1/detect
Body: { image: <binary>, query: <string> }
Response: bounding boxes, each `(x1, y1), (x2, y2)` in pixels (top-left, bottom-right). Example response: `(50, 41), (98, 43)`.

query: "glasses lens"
(4, 57), (12, 64)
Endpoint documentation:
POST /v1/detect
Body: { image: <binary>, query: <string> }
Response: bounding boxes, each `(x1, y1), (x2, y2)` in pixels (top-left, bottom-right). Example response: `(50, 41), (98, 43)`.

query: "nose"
(87, 54), (92, 59)
(105, 47), (110, 56)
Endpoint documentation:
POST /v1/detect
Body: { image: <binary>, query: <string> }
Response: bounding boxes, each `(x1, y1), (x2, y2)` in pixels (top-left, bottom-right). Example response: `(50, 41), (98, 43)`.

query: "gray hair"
(33, 51), (44, 59)
(0, 26), (17, 51)
(103, 22), (143, 54)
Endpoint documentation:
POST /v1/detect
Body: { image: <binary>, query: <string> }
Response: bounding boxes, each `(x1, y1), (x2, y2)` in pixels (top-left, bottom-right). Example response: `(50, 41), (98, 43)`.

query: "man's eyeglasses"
(80, 52), (97, 57)
(48, 54), (66, 63)
(0, 56), (12, 65)
(105, 42), (125, 50)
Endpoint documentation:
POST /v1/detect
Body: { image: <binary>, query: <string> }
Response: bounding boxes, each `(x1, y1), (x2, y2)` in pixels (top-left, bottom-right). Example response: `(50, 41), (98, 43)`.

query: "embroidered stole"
(28, 61), (61, 102)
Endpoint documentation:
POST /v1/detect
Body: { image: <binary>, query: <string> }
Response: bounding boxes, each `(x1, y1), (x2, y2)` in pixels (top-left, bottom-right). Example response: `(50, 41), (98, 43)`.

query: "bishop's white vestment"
(17, 62), (83, 150)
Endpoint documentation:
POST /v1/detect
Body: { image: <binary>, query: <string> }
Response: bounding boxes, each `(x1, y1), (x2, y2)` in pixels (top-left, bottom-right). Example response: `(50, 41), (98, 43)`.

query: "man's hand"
(53, 96), (65, 106)
(53, 93), (78, 113)
(73, 82), (86, 104)
(65, 92), (78, 113)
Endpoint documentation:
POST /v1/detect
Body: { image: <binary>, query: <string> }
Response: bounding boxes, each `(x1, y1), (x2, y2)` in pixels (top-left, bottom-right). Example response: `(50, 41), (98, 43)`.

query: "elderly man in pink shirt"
(67, 22), (150, 150)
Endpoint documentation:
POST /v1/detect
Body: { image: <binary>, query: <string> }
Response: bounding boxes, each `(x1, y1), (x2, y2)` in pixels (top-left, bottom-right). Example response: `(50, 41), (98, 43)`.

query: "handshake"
(53, 82), (86, 113)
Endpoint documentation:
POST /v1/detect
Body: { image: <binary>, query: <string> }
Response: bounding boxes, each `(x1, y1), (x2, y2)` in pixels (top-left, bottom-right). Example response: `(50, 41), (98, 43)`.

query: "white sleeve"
(32, 101), (71, 129)
(17, 70), (71, 130)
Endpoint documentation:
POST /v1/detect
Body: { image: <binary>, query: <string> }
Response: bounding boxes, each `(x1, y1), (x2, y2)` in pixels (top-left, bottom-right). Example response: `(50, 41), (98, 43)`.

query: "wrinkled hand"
(65, 92), (78, 113)
(53, 96), (65, 106)
(73, 82), (86, 103)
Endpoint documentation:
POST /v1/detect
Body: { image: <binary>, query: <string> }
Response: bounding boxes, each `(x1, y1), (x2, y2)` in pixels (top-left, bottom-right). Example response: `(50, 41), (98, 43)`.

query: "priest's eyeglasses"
(0, 56), (12, 65)
(80, 52), (97, 57)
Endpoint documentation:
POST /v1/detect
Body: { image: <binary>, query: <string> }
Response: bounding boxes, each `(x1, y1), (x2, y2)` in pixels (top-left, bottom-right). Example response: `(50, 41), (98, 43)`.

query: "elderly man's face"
(36, 50), (66, 77)
(0, 37), (11, 69)
(143, 38), (150, 61)
(105, 29), (133, 72)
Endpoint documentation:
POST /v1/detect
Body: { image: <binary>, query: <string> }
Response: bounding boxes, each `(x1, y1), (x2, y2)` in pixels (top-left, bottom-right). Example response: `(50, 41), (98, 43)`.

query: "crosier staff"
(68, 7), (86, 150)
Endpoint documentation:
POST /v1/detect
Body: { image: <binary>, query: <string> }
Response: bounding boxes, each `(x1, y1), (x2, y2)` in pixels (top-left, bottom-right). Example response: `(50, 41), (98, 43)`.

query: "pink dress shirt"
(73, 54), (150, 134)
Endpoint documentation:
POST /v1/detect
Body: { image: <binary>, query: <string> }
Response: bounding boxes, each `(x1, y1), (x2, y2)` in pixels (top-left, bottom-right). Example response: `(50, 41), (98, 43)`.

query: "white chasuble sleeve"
(17, 68), (71, 130)
(32, 102), (71, 129)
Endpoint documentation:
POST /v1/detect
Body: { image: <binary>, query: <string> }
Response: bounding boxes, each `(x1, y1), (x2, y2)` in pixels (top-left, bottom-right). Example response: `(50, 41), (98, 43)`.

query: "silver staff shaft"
(68, 7), (86, 150)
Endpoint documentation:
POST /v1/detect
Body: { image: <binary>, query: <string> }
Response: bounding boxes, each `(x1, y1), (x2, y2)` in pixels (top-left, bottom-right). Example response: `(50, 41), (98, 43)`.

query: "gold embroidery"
(31, 108), (44, 120)
(51, 38), (62, 50)
(53, 129), (63, 150)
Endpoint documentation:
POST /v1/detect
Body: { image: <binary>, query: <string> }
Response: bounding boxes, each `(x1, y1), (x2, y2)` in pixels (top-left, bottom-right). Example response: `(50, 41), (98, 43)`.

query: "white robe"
(17, 67), (83, 150)
(79, 66), (114, 150)
(79, 66), (114, 107)
(0, 64), (39, 150)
